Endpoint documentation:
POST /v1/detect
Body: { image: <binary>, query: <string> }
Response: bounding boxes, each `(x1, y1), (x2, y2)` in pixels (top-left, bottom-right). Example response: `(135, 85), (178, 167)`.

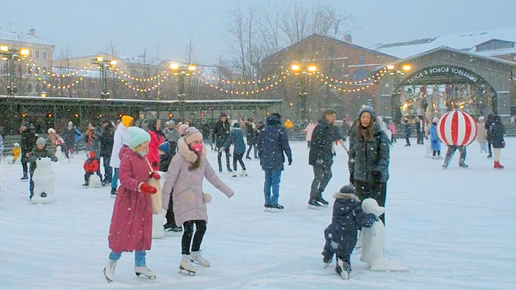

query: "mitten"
(51, 156), (58, 162)
(139, 183), (157, 194)
(149, 171), (161, 180)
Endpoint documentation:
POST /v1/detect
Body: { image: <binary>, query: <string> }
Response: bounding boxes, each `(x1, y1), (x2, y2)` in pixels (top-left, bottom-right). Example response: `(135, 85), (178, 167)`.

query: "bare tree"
(224, 1), (247, 79)
(183, 38), (199, 65)
(280, 2), (310, 45)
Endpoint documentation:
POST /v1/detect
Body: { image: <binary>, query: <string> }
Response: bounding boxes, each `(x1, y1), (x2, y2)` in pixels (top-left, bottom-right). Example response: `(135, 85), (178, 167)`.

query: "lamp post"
(388, 64), (411, 124)
(93, 56), (117, 100)
(291, 64), (317, 126)
(170, 63), (196, 120)
(1, 45), (29, 134)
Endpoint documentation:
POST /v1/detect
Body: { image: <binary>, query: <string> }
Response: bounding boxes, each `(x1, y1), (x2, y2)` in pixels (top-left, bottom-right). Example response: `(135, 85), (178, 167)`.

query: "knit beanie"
(128, 126), (150, 149)
(178, 124), (189, 136)
(36, 137), (46, 145)
(121, 115), (134, 128)
(358, 106), (376, 121)
(184, 127), (203, 144)
(340, 184), (356, 194)
(158, 141), (171, 154)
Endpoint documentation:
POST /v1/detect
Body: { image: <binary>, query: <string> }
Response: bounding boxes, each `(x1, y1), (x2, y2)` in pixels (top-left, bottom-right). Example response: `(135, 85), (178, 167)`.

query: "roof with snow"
(0, 30), (54, 46)
(373, 26), (516, 59)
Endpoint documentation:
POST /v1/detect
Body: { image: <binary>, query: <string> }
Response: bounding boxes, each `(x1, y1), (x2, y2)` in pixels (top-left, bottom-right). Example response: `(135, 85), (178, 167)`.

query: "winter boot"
(190, 251), (210, 267)
(227, 167), (233, 173)
(20, 173), (28, 180)
(240, 170), (248, 177)
(494, 161), (504, 169)
(322, 250), (333, 268)
(135, 266), (156, 279)
(103, 259), (117, 283)
(335, 258), (351, 280)
(179, 255), (196, 275)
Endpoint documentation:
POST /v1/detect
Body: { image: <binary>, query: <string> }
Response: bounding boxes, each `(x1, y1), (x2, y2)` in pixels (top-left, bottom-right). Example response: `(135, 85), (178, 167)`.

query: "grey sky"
(1, 0), (515, 65)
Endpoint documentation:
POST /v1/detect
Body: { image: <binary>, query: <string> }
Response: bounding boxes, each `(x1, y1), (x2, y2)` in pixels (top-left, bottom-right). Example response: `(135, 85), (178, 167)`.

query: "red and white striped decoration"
(437, 111), (478, 146)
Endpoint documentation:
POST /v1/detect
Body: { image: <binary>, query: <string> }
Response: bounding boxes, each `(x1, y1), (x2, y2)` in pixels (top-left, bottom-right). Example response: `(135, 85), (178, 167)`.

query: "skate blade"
(264, 208), (279, 213)
(135, 272), (156, 279)
(179, 266), (196, 275)
(307, 205), (323, 210)
(103, 268), (113, 283)
(191, 260), (211, 267)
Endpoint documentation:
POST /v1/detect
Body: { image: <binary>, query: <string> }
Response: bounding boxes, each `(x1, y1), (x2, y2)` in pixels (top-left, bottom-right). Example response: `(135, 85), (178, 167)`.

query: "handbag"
(145, 158), (162, 214)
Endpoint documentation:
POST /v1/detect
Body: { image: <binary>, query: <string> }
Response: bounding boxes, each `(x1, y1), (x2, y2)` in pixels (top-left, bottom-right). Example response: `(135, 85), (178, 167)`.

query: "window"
(352, 69), (369, 81)
(35, 50), (40, 59)
(359, 54), (365, 65)
(42, 51), (47, 59)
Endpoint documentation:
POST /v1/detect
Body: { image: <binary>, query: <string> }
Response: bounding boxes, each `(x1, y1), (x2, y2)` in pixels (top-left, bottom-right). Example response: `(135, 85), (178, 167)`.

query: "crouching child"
(322, 184), (377, 280)
(83, 151), (101, 186)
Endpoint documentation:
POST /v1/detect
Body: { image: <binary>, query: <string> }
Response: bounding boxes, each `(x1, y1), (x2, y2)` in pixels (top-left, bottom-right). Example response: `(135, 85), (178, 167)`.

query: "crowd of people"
(0, 106), (510, 281)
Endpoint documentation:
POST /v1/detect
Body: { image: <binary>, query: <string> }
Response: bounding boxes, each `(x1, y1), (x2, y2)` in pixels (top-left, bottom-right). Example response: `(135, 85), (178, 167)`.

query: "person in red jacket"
(83, 151), (101, 186)
(147, 119), (165, 170)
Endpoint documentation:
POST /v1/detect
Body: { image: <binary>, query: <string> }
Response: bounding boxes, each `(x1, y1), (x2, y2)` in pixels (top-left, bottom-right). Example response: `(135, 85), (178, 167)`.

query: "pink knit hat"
(184, 127), (203, 144)
(178, 124), (189, 136)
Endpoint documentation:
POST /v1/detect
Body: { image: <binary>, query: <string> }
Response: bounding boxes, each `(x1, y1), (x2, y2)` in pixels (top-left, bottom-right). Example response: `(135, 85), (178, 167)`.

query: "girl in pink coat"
(147, 119), (165, 170)
(104, 127), (160, 283)
(162, 127), (234, 275)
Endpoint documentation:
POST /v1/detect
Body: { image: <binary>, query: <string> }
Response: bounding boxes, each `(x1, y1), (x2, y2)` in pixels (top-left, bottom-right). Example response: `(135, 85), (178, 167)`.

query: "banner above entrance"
(405, 65), (480, 85)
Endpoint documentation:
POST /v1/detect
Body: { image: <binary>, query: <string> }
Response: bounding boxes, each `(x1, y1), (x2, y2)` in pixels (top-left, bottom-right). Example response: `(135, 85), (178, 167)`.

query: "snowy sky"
(1, 0), (515, 64)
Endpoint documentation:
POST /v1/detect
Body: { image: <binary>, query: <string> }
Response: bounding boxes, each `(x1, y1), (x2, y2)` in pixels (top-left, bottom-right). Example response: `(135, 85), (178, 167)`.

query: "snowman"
(31, 158), (56, 204)
(360, 198), (408, 272)
(88, 174), (102, 188)
(54, 145), (64, 162)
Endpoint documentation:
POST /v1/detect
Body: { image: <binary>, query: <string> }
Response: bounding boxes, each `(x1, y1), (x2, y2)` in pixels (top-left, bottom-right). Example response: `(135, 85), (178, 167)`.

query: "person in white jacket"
(109, 116), (134, 196)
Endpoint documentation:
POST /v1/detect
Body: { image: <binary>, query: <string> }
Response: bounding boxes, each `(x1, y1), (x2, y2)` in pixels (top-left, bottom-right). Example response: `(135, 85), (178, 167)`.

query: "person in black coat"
(403, 118), (411, 146)
(99, 121), (115, 186)
(245, 118), (258, 159)
(256, 113), (292, 209)
(486, 111), (495, 158)
(158, 141), (182, 232)
(20, 121), (37, 180)
(322, 184), (376, 279)
(308, 109), (338, 207)
(348, 106), (390, 224)
(213, 113), (232, 172)
(490, 115), (506, 169)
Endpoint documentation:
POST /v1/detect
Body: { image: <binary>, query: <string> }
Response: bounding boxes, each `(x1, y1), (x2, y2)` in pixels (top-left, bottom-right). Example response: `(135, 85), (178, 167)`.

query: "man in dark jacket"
(245, 118), (258, 159)
(20, 121), (37, 180)
(256, 113), (292, 210)
(308, 109), (338, 207)
(486, 111), (494, 158)
(99, 121), (114, 186)
(404, 118), (411, 146)
(348, 106), (390, 224)
(214, 113), (232, 172)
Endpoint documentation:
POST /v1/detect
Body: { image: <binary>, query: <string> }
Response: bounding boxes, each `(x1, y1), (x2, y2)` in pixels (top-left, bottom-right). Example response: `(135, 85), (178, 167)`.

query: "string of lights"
(199, 75), (287, 95)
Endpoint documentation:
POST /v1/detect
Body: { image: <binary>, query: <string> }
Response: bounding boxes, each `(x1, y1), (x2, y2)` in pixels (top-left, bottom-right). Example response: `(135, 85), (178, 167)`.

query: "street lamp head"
(188, 65), (196, 71)
(41, 91), (47, 98)
(0, 45), (8, 52)
(170, 63), (179, 70)
(96, 56), (104, 63)
(402, 65), (411, 71)
(20, 48), (30, 56)
(308, 65), (317, 72)
(291, 64), (300, 71)
(387, 64), (395, 70)
(110, 60), (117, 66)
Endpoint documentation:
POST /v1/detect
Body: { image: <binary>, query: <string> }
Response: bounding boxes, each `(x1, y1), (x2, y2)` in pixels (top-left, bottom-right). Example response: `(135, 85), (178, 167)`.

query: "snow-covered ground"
(1, 138), (515, 289)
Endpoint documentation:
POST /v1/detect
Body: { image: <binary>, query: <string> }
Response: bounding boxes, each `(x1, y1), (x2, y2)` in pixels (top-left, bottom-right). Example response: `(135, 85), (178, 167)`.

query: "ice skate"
(240, 170), (248, 177)
(459, 163), (469, 168)
(317, 196), (329, 206)
(110, 188), (116, 197)
(190, 251), (210, 267)
(270, 203), (284, 210)
(135, 266), (156, 279)
(308, 198), (322, 209)
(264, 203), (272, 212)
(335, 258), (351, 280)
(179, 255), (196, 275)
(103, 259), (116, 283)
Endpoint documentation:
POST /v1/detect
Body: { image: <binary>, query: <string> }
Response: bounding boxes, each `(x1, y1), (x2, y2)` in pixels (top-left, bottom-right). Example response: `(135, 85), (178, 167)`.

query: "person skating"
(429, 117), (441, 159)
(162, 127), (234, 275)
(490, 115), (506, 169)
(348, 106), (390, 224)
(83, 151), (101, 186)
(302, 121), (317, 148)
(109, 115), (134, 196)
(245, 118), (258, 159)
(442, 145), (468, 169)
(99, 121), (114, 186)
(308, 109), (338, 207)
(222, 122), (247, 177)
(388, 121), (397, 144)
(147, 119), (166, 171)
(163, 120), (180, 154)
(29, 138), (58, 199)
(20, 121), (37, 180)
(213, 113), (232, 173)
(104, 126), (159, 282)
(256, 113), (292, 210)
(11, 143), (21, 164)
(403, 118), (411, 146)
(476, 116), (488, 153)
(158, 141), (182, 232)
(322, 184), (377, 280)
(486, 111), (494, 158)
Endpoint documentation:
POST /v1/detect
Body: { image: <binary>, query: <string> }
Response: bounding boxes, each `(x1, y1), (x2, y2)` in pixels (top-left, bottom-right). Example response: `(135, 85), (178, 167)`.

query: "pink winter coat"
(303, 123), (316, 141)
(147, 130), (164, 171)
(108, 146), (153, 253)
(162, 138), (234, 226)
